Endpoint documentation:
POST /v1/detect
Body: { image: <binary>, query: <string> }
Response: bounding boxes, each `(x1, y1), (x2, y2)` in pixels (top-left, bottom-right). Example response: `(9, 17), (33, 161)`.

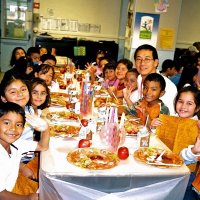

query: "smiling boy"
(0, 102), (49, 200)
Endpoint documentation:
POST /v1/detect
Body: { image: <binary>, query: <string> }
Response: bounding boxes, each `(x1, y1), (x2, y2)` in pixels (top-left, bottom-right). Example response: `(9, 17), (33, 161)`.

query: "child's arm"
(0, 190), (38, 200)
(26, 114), (50, 151)
(123, 86), (137, 107)
(19, 163), (36, 180)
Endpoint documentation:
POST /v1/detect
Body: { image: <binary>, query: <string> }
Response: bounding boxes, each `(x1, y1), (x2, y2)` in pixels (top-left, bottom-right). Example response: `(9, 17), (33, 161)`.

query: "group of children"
(0, 46), (54, 199)
(1, 44), (200, 199)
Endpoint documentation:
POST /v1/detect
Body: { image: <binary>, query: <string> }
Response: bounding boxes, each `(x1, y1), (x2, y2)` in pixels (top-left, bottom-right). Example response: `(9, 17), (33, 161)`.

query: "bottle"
(80, 73), (92, 117)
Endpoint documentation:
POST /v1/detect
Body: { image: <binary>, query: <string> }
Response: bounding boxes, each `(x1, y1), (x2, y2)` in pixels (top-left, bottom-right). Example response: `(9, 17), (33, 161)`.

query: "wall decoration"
(154, 0), (169, 13)
(132, 12), (160, 48)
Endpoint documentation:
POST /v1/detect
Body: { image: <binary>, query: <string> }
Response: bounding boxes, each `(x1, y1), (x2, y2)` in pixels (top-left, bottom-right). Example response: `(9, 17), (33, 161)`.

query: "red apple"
(117, 146), (129, 160)
(81, 119), (89, 127)
(78, 139), (91, 148)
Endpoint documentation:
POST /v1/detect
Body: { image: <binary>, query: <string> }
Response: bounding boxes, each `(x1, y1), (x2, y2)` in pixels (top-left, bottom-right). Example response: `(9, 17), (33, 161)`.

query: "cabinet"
(2, 0), (31, 39)
(0, 0), (33, 72)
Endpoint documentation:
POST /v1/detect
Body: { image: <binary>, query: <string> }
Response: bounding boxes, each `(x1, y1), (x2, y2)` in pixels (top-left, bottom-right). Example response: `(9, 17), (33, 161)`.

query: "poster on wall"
(132, 12), (160, 48)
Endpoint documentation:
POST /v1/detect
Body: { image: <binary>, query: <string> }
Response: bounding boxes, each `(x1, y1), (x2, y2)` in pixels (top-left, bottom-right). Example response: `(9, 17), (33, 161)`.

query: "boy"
(128, 73), (169, 129)
(0, 102), (49, 199)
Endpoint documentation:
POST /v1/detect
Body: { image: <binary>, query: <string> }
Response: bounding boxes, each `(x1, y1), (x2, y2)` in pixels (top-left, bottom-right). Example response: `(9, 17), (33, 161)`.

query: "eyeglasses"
(135, 57), (154, 64)
(32, 91), (47, 97)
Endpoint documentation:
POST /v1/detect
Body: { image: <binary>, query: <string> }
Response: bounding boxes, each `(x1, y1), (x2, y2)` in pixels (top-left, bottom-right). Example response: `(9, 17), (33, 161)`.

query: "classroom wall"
(38, 0), (122, 41)
(129, 0), (182, 69)
(176, 0), (200, 48)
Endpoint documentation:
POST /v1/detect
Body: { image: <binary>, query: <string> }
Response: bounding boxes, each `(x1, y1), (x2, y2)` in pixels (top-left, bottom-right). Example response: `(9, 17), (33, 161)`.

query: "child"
(10, 47), (26, 67)
(0, 78), (30, 109)
(1, 57), (35, 86)
(39, 47), (48, 56)
(40, 53), (57, 67)
(101, 62), (119, 88)
(27, 78), (50, 115)
(107, 58), (133, 99)
(0, 102), (49, 199)
(128, 73), (170, 127)
(174, 86), (200, 119)
(123, 68), (139, 107)
(26, 78), (50, 141)
(0, 77), (49, 159)
(27, 47), (41, 66)
(34, 64), (55, 87)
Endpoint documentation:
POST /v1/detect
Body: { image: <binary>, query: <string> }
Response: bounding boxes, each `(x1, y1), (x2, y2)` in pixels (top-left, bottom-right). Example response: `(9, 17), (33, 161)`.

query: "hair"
(40, 53), (57, 64)
(10, 47), (27, 66)
(177, 65), (198, 90)
(117, 58), (133, 71)
(134, 44), (158, 60)
(35, 64), (55, 77)
(126, 68), (139, 78)
(144, 73), (166, 91)
(102, 62), (116, 77)
(0, 102), (25, 126)
(99, 56), (115, 65)
(174, 86), (200, 114)
(27, 78), (51, 110)
(160, 59), (175, 73)
(0, 77), (30, 100)
(27, 47), (40, 56)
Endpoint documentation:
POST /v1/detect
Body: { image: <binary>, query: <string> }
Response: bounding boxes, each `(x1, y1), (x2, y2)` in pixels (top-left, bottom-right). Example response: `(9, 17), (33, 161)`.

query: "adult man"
(134, 44), (177, 115)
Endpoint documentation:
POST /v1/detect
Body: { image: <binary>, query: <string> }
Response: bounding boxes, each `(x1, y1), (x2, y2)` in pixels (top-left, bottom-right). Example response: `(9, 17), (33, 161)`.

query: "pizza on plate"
(134, 147), (184, 167)
(50, 124), (80, 137)
(46, 111), (80, 122)
(50, 92), (68, 107)
(124, 120), (141, 135)
(67, 148), (120, 170)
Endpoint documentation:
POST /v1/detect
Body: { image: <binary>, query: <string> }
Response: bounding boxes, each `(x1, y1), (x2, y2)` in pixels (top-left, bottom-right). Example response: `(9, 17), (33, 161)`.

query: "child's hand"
(191, 134), (200, 155)
(85, 63), (96, 74)
(26, 114), (48, 132)
(150, 118), (162, 129)
(124, 87), (132, 99)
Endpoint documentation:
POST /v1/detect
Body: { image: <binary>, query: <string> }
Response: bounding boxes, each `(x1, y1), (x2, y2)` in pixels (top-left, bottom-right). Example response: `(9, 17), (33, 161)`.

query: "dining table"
(39, 74), (190, 200)
(39, 131), (190, 200)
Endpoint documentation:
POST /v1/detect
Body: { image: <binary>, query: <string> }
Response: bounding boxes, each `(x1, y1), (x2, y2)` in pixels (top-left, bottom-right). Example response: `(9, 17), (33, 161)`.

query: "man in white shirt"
(133, 44), (177, 115)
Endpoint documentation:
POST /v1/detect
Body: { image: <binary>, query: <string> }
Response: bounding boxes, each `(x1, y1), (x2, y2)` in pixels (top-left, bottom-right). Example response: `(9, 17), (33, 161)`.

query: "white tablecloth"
(39, 135), (190, 200)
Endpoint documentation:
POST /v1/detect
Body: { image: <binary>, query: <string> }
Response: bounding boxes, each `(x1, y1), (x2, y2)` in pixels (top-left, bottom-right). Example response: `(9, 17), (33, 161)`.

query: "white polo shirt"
(0, 139), (37, 192)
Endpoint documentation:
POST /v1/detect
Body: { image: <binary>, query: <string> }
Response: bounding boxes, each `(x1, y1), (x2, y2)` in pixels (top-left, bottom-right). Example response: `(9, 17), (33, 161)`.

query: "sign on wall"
(132, 12), (160, 48)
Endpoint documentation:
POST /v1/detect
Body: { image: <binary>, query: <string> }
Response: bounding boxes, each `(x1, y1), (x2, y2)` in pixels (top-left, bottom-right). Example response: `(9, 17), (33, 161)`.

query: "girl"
(27, 78), (50, 116)
(25, 78), (50, 141)
(108, 58), (133, 99)
(123, 68), (139, 107)
(101, 62), (119, 88)
(175, 86), (200, 119)
(0, 78), (30, 109)
(173, 86), (200, 200)
(34, 64), (55, 87)
(10, 47), (26, 67)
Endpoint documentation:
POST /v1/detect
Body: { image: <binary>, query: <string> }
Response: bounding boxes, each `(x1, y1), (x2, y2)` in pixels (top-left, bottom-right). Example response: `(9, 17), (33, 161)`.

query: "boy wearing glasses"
(134, 44), (177, 115)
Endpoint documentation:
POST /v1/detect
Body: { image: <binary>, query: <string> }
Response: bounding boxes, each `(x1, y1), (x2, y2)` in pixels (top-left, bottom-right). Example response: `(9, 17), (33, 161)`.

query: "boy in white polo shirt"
(0, 102), (49, 200)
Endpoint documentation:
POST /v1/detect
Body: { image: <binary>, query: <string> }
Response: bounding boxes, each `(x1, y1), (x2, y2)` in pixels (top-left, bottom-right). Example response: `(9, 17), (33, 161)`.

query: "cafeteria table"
(39, 134), (190, 200)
